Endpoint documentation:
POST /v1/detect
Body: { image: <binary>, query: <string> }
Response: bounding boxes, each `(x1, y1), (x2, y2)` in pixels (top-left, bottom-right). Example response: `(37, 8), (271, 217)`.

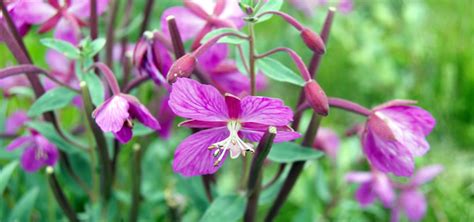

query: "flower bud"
(166, 54), (197, 84)
(300, 28), (326, 54)
(304, 80), (329, 116)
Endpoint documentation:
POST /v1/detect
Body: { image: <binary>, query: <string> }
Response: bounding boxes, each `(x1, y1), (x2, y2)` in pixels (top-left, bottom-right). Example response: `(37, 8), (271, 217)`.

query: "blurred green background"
(1, 0), (473, 221)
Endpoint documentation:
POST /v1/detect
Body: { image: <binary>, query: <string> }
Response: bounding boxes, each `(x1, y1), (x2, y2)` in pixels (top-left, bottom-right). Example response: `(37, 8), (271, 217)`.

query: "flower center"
(208, 121), (255, 167)
(35, 148), (47, 161)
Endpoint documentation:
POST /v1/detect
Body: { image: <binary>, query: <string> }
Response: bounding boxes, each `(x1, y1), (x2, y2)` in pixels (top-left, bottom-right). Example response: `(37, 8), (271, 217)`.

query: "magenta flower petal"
(225, 94), (241, 119)
(6, 136), (31, 151)
(178, 120), (227, 128)
(5, 111), (29, 134)
(161, 6), (207, 41)
(114, 125), (133, 143)
(355, 182), (376, 207)
(35, 135), (59, 166)
(198, 44), (229, 71)
(126, 95), (161, 130)
(380, 105), (436, 140)
(373, 173), (395, 207)
(13, 1), (56, 24)
(173, 127), (229, 176)
(156, 96), (175, 139)
(345, 172), (372, 183)
(54, 18), (81, 45)
(69, 0), (110, 19)
(313, 128), (340, 160)
(93, 95), (130, 132)
(240, 96), (293, 126)
(410, 164), (443, 186)
(218, 0), (245, 28)
(399, 190), (427, 222)
(20, 147), (44, 172)
(169, 78), (229, 121)
(46, 50), (70, 74)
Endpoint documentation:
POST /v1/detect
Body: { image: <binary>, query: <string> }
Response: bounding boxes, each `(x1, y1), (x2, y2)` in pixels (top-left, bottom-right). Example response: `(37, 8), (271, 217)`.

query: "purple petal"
(338, 0), (354, 14)
(6, 136), (31, 151)
(169, 78), (229, 122)
(411, 164), (443, 186)
(198, 44), (229, 72)
(5, 111), (29, 134)
(217, 0), (245, 28)
(225, 93), (241, 119)
(173, 127), (229, 176)
(355, 182), (376, 207)
(240, 96), (293, 126)
(381, 105), (436, 136)
(54, 18), (81, 45)
(20, 147), (44, 172)
(92, 95), (130, 133)
(161, 7), (207, 41)
(156, 96), (175, 139)
(345, 172), (372, 183)
(124, 95), (161, 130)
(114, 125), (133, 143)
(13, 1), (56, 24)
(362, 129), (414, 177)
(400, 190), (427, 222)
(35, 135), (59, 166)
(178, 120), (227, 128)
(69, 0), (110, 18)
(373, 173), (395, 207)
(46, 50), (70, 74)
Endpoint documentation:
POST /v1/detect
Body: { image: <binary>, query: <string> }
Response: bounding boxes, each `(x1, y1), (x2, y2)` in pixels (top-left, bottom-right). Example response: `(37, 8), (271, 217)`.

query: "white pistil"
(209, 121), (254, 167)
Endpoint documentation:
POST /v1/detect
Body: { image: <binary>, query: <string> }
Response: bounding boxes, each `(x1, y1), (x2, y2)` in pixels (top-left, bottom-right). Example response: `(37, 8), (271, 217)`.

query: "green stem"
(248, 23), (256, 96)
(129, 144), (143, 222)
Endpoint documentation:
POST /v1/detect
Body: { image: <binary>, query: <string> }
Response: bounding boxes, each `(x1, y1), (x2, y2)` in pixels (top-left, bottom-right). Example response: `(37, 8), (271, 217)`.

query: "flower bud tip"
(301, 28), (326, 54)
(167, 54), (197, 84)
(304, 80), (329, 116)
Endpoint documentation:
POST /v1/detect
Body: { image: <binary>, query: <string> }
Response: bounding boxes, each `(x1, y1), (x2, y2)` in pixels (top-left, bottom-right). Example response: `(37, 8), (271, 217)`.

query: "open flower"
(362, 100), (435, 177)
(92, 94), (160, 143)
(313, 127), (340, 161)
(346, 170), (395, 207)
(391, 165), (443, 222)
(14, 0), (109, 44)
(6, 130), (59, 172)
(161, 0), (244, 44)
(169, 78), (300, 176)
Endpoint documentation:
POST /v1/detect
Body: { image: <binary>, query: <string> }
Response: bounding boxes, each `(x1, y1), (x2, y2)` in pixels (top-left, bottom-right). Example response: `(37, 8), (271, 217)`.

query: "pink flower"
(0, 72), (29, 96)
(346, 170), (395, 207)
(362, 100), (436, 177)
(169, 78), (300, 176)
(0, 0), (31, 40)
(313, 127), (340, 160)
(161, 0), (244, 44)
(390, 165), (443, 222)
(5, 111), (30, 134)
(92, 94), (160, 143)
(6, 130), (59, 172)
(14, 0), (109, 44)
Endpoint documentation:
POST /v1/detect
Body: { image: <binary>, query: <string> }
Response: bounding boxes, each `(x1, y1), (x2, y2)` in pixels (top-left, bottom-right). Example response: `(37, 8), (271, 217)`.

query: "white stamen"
(209, 121), (254, 167)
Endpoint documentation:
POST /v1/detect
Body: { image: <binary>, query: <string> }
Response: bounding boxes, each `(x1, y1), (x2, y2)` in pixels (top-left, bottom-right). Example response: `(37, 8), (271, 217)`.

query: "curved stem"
(90, 63), (122, 95)
(296, 97), (371, 117)
(139, 0), (155, 35)
(129, 144), (143, 222)
(256, 47), (312, 81)
(0, 65), (80, 93)
(262, 163), (286, 190)
(256, 11), (303, 31)
(192, 32), (249, 58)
(248, 23), (256, 95)
(123, 76), (150, 93)
(105, 0), (120, 67)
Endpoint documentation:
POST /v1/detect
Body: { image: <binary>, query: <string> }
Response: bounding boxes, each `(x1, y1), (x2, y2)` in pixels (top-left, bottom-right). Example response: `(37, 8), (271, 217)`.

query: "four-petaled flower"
(92, 94), (161, 143)
(169, 78), (300, 176)
(362, 100), (435, 177)
(6, 130), (59, 172)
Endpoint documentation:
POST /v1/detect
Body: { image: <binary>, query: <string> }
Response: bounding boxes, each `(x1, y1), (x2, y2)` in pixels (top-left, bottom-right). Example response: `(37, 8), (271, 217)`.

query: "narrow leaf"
(84, 38), (106, 58)
(257, 57), (305, 86)
(255, 0), (284, 23)
(267, 142), (324, 163)
(200, 195), (247, 222)
(27, 87), (77, 117)
(8, 187), (39, 221)
(201, 28), (247, 45)
(0, 161), (18, 194)
(40, 38), (80, 59)
(27, 121), (79, 154)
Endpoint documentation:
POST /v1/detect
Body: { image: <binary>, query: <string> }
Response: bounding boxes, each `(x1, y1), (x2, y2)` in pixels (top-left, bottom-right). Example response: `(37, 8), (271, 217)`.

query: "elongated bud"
(166, 54), (197, 83)
(300, 28), (326, 54)
(304, 80), (329, 116)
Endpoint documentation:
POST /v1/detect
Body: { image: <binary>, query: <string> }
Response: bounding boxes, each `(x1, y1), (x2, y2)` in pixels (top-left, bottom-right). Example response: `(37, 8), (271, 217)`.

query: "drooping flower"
(313, 127), (340, 160)
(197, 44), (267, 95)
(6, 130), (59, 172)
(346, 170), (395, 207)
(92, 93), (161, 143)
(5, 110), (30, 135)
(161, 0), (245, 46)
(362, 100), (435, 177)
(169, 78), (300, 176)
(390, 165), (443, 222)
(14, 0), (109, 44)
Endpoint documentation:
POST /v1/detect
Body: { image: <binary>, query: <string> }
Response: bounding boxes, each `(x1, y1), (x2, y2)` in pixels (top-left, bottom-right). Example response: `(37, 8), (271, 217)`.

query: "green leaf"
(84, 71), (105, 106)
(267, 142), (324, 163)
(201, 28), (247, 45)
(40, 38), (80, 59)
(83, 38), (107, 58)
(0, 161), (18, 194)
(9, 187), (39, 221)
(257, 57), (305, 86)
(133, 123), (155, 137)
(27, 87), (77, 117)
(6, 86), (35, 98)
(27, 121), (79, 154)
(200, 195), (247, 222)
(255, 0), (284, 23)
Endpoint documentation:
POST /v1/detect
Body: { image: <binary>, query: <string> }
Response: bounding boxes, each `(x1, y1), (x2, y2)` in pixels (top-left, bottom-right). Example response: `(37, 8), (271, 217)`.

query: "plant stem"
(59, 152), (93, 199)
(123, 76), (150, 93)
(244, 127), (277, 222)
(80, 82), (112, 201)
(262, 164), (285, 190)
(105, 0), (120, 67)
(248, 23), (256, 95)
(129, 144), (143, 222)
(201, 175), (214, 202)
(120, 0), (134, 87)
(46, 167), (80, 222)
(139, 0), (155, 35)
(265, 113), (322, 221)
(296, 97), (371, 117)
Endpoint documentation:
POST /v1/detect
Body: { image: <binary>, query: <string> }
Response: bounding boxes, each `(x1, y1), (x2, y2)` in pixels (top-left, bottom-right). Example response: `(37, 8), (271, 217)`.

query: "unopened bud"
(132, 38), (148, 67)
(304, 80), (329, 116)
(300, 28), (326, 54)
(166, 54), (197, 84)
